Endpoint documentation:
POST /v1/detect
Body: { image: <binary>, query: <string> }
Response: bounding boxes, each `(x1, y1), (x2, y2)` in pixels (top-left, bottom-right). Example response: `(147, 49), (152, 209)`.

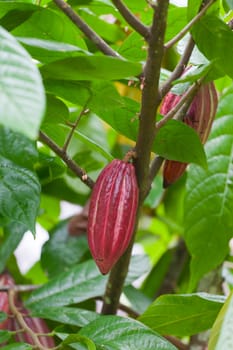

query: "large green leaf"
(40, 56), (142, 81)
(184, 115), (233, 289)
(70, 316), (177, 350)
(192, 15), (233, 80)
(0, 26), (45, 139)
(26, 255), (149, 311)
(0, 127), (40, 232)
(209, 291), (233, 350)
(139, 293), (225, 336)
(8, 4), (87, 48)
(26, 260), (108, 311)
(154, 120), (207, 167)
(19, 37), (89, 64)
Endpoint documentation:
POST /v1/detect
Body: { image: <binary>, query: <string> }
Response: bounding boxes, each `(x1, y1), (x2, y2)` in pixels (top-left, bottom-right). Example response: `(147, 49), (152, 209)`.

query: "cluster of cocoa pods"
(87, 159), (139, 274)
(161, 75), (218, 187)
(0, 272), (55, 348)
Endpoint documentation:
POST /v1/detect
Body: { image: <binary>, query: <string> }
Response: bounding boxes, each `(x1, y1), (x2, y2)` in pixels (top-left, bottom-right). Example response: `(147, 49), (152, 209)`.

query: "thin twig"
(53, 0), (121, 58)
(111, 0), (150, 39)
(165, 0), (216, 49)
(63, 99), (91, 152)
(8, 290), (48, 350)
(39, 131), (95, 189)
(160, 35), (195, 99)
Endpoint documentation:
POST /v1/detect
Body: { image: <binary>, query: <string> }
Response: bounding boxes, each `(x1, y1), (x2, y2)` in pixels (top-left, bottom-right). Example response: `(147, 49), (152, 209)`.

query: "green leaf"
(118, 31), (147, 62)
(0, 329), (12, 344)
(0, 26), (45, 139)
(184, 115), (233, 289)
(0, 127), (40, 232)
(139, 293), (225, 336)
(187, 0), (203, 20)
(125, 255), (151, 285)
(154, 120), (207, 167)
(26, 260), (108, 311)
(77, 315), (177, 350)
(31, 306), (99, 327)
(62, 334), (96, 350)
(0, 312), (6, 323)
(9, 4), (87, 48)
(192, 15), (233, 80)
(41, 222), (89, 277)
(40, 56), (142, 81)
(165, 5), (187, 42)
(123, 285), (152, 314)
(222, 0), (233, 11)
(1, 344), (32, 350)
(80, 9), (125, 43)
(18, 37), (88, 64)
(209, 291), (233, 350)
(26, 254), (151, 311)
(0, 223), (26, 273)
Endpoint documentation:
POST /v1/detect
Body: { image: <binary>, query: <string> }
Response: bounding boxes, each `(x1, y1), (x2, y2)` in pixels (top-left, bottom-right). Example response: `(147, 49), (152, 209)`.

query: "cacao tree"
(1, 0), (233, 349)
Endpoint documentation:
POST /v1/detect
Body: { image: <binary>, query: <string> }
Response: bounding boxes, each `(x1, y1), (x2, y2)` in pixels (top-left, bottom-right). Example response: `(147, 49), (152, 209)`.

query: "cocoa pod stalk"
(87, 159), (139, 274)
(161, 81), (218, 187)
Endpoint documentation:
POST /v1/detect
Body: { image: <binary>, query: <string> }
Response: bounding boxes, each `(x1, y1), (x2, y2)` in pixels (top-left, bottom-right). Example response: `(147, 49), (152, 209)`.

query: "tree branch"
(63, 100), (90, 153)
(111, 0), (150, 39)
(39, 131), (95, 189)
(135, 1), (169, 201)
(101, 0), (170, 316)
(160, 35), (195, 98)
(164, 0), (216, 49)
(53, 0), (121, 58)
(8, 290), (48, 350)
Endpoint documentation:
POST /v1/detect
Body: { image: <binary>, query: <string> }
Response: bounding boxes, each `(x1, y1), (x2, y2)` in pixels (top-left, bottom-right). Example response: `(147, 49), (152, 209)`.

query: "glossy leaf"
(26, 260), (108, 311)
(10, 4), (87, 48)
(192, 15), (233, 79)
(77, 316), (177, 350)
(31, 306), (99, 327)
(0, 128), (40, 232)
(0, 26), (45, 139)
(209, 291), (233, 350)
(184, 115), (233, 289)
(139, 293), (225, 336)
(26, 255), (148, 310)
(154, 120), (207, 167)
(40, 56), (142, 81)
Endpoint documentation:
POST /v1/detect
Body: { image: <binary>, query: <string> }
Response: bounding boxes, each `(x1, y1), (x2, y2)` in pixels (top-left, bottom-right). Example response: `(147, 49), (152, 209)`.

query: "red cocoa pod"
(161, 81), (218, 187)
(87, 159), (139, 274)
(0, 272), (15, 329)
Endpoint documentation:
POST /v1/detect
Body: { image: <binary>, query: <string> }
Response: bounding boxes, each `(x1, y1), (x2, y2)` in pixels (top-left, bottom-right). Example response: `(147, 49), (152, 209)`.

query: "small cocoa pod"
(87, 159), (139, 274)
(161, 81), (218, 187)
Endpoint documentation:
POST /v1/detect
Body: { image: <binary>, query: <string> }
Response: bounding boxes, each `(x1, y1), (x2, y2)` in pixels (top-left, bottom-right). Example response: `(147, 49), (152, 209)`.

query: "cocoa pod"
(87, 159), (139, 274)
(0, 272), (14, 329)
(161, 81), (218, 187)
